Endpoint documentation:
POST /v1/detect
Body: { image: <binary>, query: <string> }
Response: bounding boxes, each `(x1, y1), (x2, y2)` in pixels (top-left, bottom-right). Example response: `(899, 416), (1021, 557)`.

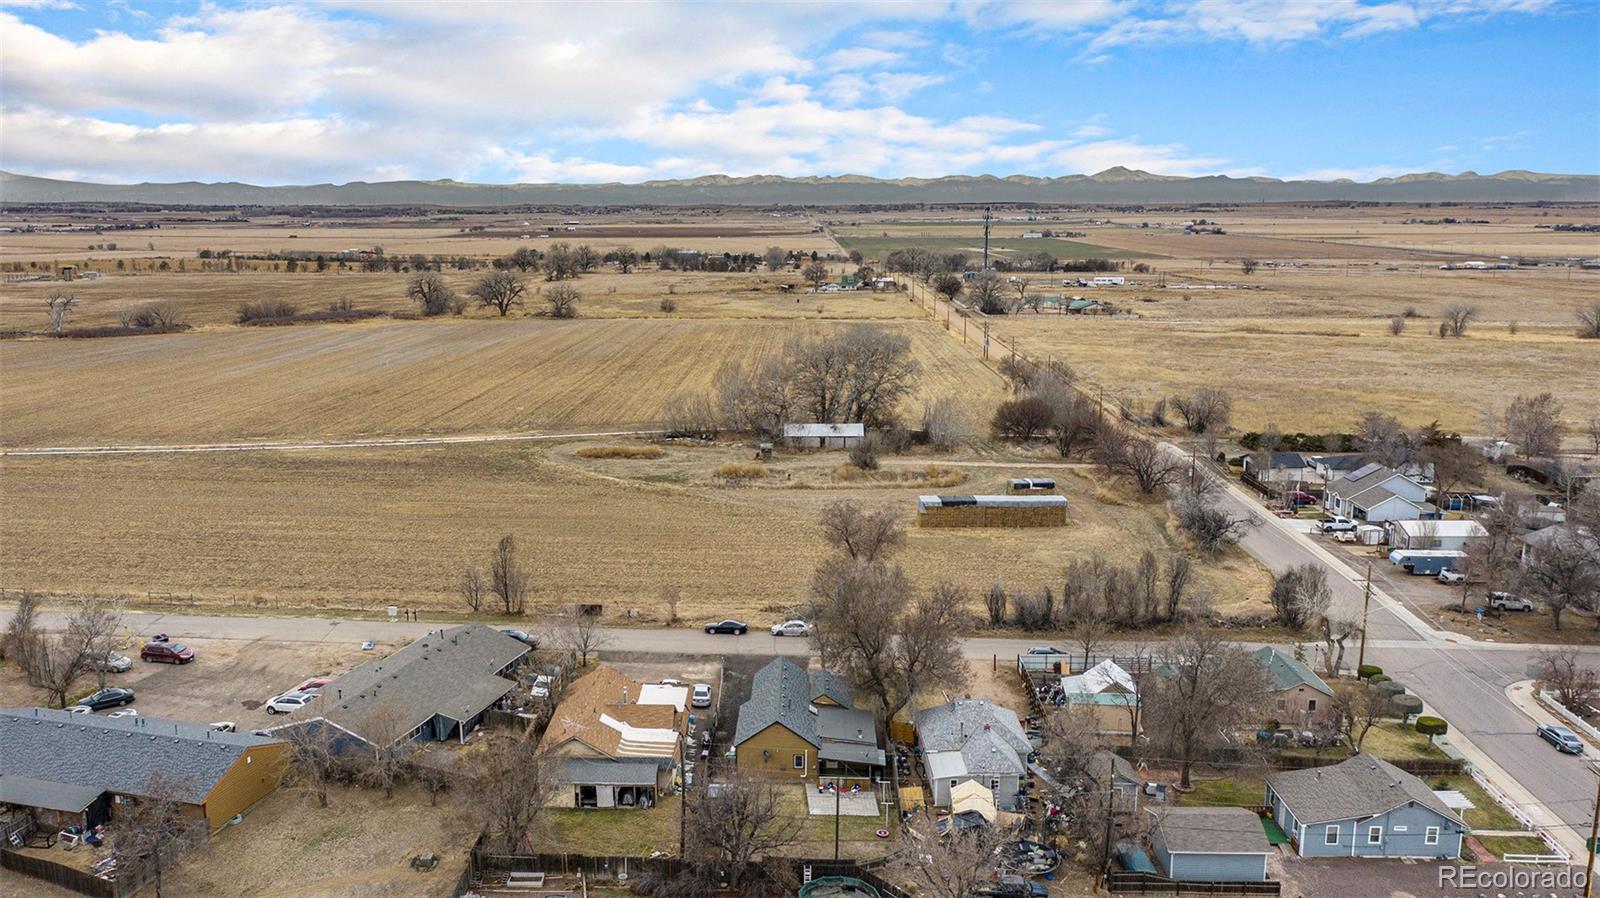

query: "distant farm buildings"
(917, 494), (1068, 527)
(783, 422), (864, 449)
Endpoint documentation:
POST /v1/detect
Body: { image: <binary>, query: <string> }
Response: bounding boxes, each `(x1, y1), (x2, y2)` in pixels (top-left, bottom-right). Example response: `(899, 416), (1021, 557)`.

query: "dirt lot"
(0, 442), (1270, 622)
(0, 636), (401, 728)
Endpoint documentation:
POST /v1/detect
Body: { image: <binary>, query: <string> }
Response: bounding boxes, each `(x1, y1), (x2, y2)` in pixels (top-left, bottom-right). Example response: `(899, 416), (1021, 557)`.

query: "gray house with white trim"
(1323, 464), (1435, 523)
(914, 699), (1030, 811)
(1266, 754), (1466, 859)
(1150, 806), (1271, 882)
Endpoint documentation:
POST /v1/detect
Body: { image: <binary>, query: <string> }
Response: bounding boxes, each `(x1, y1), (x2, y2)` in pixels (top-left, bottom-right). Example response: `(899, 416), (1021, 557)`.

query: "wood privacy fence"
(2, 849), (120, 898)
(1105, 871), (1282, 895)
(1272, 754), (1464, 776)
(465, 848), (911, 898)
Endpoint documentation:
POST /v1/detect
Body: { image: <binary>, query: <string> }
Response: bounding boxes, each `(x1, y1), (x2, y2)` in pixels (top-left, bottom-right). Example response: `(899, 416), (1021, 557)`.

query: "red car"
(140, 641), (195, 664)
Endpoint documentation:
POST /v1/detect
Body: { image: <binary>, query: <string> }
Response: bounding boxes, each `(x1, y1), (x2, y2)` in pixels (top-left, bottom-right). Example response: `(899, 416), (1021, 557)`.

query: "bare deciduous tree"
(46, 289), (76, 332)
(1503, 392), (1565, 458)
(985, 579), (1008, 626)
(1051, 393), (1102, 459)
(1533, 650), (1600, 713)
(407, 271), (457, 316)
(990, 395), (1054, 442)
(1388, 316), (1405, 336)
(931, 272), (963, 302)
(1169, 388), (1232, 434)
(1240, 258), (1259, 274)
(802, 259), (830, 291)
(353, 701), (413, 799)
(287, 719), (340, 809)
(1422, 440), (1481, 505)
(886, 819), (1002, 898)
(1576, 302), (1600, 339)
(683, 773), (803, 890)
(1441, 303), (1479, 337)
(1332, 682), (1385, 752)
(554, 603), (611, 667)
(506, 246), (542, 273)
(967, 271), (1007, 314)
(1318, 613), (1360, 679)
(114, 772), (206, 898)
(544, 283), (580, 318)
(1357, 411), (1409, 468)
(818, 500), (905, 563)
(763, 246), (788, 271)
(471, 271), (528, 316)
(1457, 502), (1523, 612)
(921, 396), (972, 450)
(1521, 529), (1599, 631)
(459, 732), (555, 853)
(489, 534), (529, 615)
(459, 565), (486, 613)
(1270, 565), (1332, 631)
(68, 596), (124, 690)
(1585, 414), (1600, 455)
(1171, 485), (1254, 557)
(1093, 428), (1184, 495)
(1143, 630), (1267, 789)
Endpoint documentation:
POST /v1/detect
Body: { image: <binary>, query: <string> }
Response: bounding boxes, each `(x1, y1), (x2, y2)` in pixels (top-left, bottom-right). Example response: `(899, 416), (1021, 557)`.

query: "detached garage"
(1150, 807), (1271, 882)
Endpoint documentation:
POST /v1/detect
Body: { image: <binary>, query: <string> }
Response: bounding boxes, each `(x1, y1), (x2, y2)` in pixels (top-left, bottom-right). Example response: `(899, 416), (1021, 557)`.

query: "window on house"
(990, 778), (1000, 791)
(1425, 826), (1440, 846)
(1324, 825), (1338, 846)
(1276, 699), (1286, 711)
(1308, 699), (1317, 711)
(1367, 826), (1383, 845)
(792, 754), (805, 770)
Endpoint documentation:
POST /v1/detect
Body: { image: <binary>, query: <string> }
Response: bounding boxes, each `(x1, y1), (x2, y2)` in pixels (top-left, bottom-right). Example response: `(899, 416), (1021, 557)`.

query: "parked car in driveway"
(264, 692), (314, 715)
(704, 619), (748, 635)
(1318, 516), (1358, 533)
(106, 709), (139, 720)
(141, 641), (194, 664)
(691, 683), (713, 708)
(1489, 592), (1534, 612)
(1437, 570), (1467, 584)
(294, 677), (333, 694)
(770, 619), (812, 637)
(500, 628), (539, 648)
(72, 687), (135, 711)
(1537, 723), (1584, 754)
(1025, 646), (1064, 656)
(82, 651), (133, 673)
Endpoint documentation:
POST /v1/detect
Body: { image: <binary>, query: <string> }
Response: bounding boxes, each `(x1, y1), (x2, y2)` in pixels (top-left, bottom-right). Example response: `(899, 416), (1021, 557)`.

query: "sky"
(1, 0), (1596, 185)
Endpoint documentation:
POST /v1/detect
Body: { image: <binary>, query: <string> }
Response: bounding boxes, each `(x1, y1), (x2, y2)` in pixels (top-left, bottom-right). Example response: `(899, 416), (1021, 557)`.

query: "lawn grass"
(546, 797), (681, 856)
(1179, 775), (1267, 808)
(1423, 775), (1521, 831)
(1475, 835), (1551, 858)
(1360, 722), (1448, 760)
(778, 787), (891, 846)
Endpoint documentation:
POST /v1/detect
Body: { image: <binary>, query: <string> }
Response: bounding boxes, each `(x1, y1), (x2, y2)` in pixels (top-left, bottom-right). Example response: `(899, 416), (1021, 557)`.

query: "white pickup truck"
(1318, 516), (1358, 534)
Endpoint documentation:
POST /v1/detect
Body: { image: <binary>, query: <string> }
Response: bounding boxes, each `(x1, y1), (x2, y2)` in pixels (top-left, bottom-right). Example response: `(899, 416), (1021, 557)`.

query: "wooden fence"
(1, 849), (120, 898)
(1271, 753), (1464, 776)
(1105, 871), (1281, 895)
(464, 847), (911, 898)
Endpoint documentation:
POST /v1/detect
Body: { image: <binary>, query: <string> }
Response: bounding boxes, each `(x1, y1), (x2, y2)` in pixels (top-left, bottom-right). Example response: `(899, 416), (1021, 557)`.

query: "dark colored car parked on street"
(703, 619), (748, 635)
(140, 642), (195, 664)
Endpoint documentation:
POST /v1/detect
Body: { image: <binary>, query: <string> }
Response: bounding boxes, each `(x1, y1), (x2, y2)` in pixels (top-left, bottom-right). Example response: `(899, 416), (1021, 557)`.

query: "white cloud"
(1087, 0), (1552, 50)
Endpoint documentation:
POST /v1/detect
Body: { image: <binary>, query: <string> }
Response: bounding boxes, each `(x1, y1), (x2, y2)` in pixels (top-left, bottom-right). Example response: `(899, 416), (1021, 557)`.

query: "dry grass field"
(0, 316), (995, 447)
(0, 267), (920, 331)
(0, 442), (1270, 622)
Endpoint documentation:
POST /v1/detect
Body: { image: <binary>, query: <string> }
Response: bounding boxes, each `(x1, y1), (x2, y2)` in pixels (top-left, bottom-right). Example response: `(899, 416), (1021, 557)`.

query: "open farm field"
(0, 442), (1270, 621)
(1067, 228), (1450, 261)
(834, 230), (1152, 261)
(0, 268), (920, 330)
(0, 317), (998, 447)
(988, 265), (1600, 432)
(0, 212), (835, 261)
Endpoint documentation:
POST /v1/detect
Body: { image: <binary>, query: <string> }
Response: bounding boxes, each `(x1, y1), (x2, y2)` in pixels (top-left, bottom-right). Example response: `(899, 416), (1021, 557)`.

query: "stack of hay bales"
(917, 494), (1068, 528)
(1008, 477), (1057, 494)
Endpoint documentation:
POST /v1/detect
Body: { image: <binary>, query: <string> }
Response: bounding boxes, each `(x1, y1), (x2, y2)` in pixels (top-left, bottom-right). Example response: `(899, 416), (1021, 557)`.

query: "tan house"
(733, 658), (882, 785)
(0, 708), (289, 834)
(1252, 647), (1334, 729)
(1058, 659), (1140, 736)
(540, 666), (686, 809)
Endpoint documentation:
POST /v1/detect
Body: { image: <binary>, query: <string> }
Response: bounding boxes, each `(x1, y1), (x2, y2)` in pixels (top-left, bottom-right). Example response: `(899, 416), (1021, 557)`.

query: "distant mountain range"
(2, 168), (1596, 207)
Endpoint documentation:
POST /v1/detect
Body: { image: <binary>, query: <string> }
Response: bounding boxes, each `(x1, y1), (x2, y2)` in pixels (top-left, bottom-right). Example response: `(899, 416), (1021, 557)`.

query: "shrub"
(1357, 664), (1384, 680)
(659, 296), (678, 313)
(119, 300), (185, 329)
(1391, 694), (1423, 721)
(716, 463), (767, 480)
(1368, 673), (1391, 685)
(848, 435), (881, 471)
(574, 445), (664, 460)
(1375, 680), (1407, 698)
(236, 298), (300, 323)
(1415, 716), (1449, 743)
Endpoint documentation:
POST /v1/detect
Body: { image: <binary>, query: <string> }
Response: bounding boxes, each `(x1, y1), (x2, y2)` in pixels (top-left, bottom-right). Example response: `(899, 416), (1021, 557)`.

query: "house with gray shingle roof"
(1324, 464), (1435, 523)
(914, 699), (1030, 811)
(297, 624), (528, 748)
(1150, 806), (1272, 882)
(1266, 753), (1466, 858)
(1251, 647), (1334, 729)
(0, 708), (289, 834)
(733, 658), (883, 783)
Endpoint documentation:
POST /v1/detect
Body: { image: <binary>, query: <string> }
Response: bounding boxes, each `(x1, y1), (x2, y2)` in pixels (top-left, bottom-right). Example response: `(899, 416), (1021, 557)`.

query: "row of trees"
(406, 271), (580, 318)
(2, 592), (125, 708)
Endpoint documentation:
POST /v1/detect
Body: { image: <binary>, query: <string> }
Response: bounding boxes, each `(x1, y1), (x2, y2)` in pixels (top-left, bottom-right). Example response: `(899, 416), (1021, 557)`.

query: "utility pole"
(1584, 762), (1599, 898)
(1098, 786), (1117, 889)
(833, 782), (841, 861)
(1356, 562), (1373, 673)
(979, 206), (992, 268)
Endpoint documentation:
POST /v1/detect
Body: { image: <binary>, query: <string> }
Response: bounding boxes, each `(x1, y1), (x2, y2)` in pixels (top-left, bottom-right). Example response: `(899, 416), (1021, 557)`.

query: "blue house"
(1266, 754), (1466, 859)
(1150, 806), (1272, 882)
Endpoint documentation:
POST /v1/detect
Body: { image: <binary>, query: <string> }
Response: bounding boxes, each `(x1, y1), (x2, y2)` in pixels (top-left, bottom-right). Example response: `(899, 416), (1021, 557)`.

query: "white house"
(782, 422), (864, 449)
(1386, 519), (1488, 551)
(1324, 463), (1435, 523)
